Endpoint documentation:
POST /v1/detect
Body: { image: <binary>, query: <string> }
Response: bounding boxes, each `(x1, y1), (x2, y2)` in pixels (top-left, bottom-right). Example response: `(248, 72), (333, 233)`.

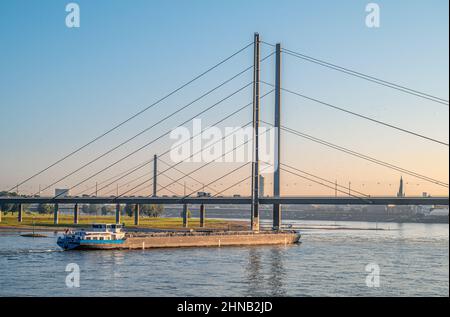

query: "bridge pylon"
(251, 32), (261, 232)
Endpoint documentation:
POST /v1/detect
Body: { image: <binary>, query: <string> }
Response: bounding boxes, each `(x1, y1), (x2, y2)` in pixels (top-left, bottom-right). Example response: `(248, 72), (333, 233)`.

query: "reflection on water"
(268, 247), (287, 297)
(0, 221), (448, 297)
(244, 247), (288, 297)
(245, 248), (262, 296)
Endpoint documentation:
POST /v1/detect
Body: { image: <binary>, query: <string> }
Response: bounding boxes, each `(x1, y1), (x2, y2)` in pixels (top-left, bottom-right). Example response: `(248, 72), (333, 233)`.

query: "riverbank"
(0, 214), (248, 232)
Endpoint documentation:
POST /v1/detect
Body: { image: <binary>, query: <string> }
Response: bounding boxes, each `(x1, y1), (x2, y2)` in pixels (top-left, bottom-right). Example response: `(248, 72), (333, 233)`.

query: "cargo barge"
(57, 224), (301, 250)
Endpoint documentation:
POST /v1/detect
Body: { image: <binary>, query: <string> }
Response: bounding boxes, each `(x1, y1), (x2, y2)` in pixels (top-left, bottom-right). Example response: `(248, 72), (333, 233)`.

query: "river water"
(0, 220), (448, 297)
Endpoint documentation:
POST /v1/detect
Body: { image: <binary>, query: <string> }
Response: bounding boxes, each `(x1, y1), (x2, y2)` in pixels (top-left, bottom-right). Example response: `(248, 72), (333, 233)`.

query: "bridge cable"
(210, 158), (370, 199)
(158, 172), (198, 196)
(49, 82), (254, 200)
(39, 72), (253, 197)
(116, 121), (252, 199)
(261, 81), (449, 146)
(6, 42), (254, 193)
(212, 163), (274, 198)
(88, 98), (254, 197)
(88, 91), (273, 197)
(262, 120), (449, 188)
(281, 49), (449, 106)
(281, 124), (449, 188)
(181, 162), (251, 199)
(138, 180), (179, 197)
(103, 158), (213, 197)
(280, 166), (372, 203)
(157, 158), (218, 195)
(261, 41), (449, 106)
(42, 51), (275, 198)
(95, 99), (253, 197)
(155, 128), (272, 199)
(212, 174), (252, 198)
(280, 163), (370, 197)
(75, 159), (154, 196)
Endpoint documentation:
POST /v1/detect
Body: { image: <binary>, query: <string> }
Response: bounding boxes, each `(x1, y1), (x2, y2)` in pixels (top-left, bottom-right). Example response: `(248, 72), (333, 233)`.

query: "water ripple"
(0, 223), (448, 296)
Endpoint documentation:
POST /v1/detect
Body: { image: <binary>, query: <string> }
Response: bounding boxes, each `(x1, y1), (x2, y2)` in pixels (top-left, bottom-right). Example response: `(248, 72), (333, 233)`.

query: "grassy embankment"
(0, 213), (247, 231)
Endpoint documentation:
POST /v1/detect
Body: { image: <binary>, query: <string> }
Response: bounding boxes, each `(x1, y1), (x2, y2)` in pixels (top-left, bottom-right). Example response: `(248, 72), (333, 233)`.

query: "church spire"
(397, 176), (405, 198)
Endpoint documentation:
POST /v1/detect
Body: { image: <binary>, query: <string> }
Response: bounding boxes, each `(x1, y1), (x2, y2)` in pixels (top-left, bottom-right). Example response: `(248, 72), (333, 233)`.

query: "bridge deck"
(0, 196), (447, 205)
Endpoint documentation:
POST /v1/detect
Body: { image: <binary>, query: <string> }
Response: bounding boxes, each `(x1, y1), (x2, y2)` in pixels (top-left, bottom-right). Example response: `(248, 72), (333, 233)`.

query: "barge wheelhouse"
(57, 224), (126, 250)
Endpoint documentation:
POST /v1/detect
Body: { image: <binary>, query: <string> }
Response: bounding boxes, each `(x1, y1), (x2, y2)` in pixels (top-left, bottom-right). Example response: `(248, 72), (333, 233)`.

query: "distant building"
(428, 207), (449, 217)
(259, 175), (265, 197)
(55, 188), (69, 197)
(414, 205), (433, 215)
(397, 177), (405, 198)
(415, 205), (449, 217)
(369, 205), (387, 214)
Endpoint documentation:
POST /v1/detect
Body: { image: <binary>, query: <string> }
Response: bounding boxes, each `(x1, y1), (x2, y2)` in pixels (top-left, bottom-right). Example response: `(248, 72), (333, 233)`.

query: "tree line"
(81, 204), (164, 217)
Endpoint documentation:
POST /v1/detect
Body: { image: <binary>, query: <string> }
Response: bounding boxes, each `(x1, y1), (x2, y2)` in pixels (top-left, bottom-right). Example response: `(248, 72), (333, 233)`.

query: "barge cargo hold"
(57, 224), (301, 250)
(121, 230), (301, 250)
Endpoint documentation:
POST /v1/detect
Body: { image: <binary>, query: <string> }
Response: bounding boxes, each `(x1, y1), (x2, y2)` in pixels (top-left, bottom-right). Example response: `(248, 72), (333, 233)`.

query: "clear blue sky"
(0, 0), (448, 196)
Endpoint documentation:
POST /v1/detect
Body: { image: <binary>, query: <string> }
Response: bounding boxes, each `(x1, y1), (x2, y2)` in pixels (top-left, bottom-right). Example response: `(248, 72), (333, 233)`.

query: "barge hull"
(121, 232), (300, 250)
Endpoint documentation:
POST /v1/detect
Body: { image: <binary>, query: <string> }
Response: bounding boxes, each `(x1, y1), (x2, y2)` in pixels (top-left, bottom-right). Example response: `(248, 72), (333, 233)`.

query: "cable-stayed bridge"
(0, 33), (448, 231)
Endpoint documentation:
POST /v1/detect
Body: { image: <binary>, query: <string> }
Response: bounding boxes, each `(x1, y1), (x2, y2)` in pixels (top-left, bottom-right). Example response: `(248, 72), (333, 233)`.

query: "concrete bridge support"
(53, 203), (59, 224)
(182, 204), (188, 228)
(18, 203), (23, 222)
(115, 203), (121, 224)
(73, 203), (79, 224)
(200, 204), (206, 228)
(134, 204), (140, 226)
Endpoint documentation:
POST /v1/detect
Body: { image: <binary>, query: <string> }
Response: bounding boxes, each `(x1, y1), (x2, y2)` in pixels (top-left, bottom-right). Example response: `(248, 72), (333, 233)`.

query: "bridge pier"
(134, 204), (140, 226)
(182, 204), (188, 228)
(73, 203), (79, 224)
(53, 203), (59, 224)
(115, 203), (121, 224)
(199, 204), (205, 228)
(17, 203), (23, 223)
